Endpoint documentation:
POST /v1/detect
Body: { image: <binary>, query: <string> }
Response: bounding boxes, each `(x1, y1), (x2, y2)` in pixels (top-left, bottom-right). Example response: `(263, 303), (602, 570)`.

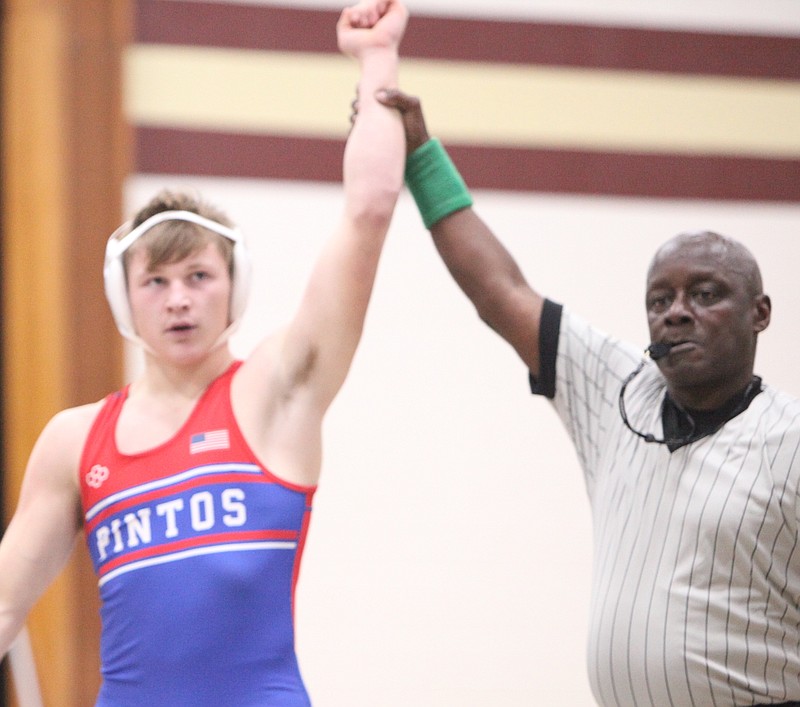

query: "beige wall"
(1, 0), (797, 704)
(123, 175), (800, 707)
(123, 1), (800, 703)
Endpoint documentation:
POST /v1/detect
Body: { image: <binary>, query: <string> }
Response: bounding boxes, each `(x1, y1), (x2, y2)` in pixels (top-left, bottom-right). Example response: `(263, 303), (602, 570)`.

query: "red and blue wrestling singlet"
(80, 363), (315, 706)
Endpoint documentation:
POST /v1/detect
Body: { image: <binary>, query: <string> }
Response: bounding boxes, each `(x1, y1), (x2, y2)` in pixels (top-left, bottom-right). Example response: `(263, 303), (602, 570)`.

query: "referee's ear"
(753, 293), (771, 334)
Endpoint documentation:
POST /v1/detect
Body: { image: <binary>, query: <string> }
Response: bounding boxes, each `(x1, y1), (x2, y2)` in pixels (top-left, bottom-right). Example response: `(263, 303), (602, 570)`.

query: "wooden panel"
(1, 1), (130, 704)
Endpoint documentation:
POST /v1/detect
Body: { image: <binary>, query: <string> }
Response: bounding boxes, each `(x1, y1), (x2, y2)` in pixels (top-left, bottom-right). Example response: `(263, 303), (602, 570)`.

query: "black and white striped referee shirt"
(534, 303), (800, 707)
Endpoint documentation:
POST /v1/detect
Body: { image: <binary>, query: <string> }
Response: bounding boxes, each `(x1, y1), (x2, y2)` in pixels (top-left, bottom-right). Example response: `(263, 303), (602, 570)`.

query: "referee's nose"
(662, 291), (694, 326)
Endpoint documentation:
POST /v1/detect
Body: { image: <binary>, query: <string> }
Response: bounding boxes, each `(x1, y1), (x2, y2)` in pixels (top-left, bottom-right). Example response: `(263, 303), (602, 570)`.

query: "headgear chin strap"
(103, 209), (252, 350)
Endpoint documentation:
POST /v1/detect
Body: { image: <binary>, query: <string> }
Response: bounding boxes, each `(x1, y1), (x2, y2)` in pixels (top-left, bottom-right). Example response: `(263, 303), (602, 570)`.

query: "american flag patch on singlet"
(190, 430), (230, 454)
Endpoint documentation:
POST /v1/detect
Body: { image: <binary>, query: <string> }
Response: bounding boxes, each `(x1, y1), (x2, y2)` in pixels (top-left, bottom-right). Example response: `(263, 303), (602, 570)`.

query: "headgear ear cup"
(103, 210), (252, 349)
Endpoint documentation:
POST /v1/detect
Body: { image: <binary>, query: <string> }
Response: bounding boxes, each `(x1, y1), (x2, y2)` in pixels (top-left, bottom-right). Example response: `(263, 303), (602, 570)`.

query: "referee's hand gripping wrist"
(375, 88), (473, 229)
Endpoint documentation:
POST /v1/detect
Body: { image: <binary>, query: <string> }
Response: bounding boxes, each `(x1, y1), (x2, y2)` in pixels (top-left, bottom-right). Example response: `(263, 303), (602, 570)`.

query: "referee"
(381, 89), (800, 707)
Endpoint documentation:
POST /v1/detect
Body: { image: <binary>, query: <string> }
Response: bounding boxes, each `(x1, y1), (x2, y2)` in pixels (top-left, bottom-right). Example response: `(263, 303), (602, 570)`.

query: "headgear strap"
(103, 210), (252, 349)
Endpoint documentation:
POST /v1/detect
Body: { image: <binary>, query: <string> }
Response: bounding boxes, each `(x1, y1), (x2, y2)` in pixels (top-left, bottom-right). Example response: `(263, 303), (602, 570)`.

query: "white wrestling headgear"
(103, 210), (252, 348)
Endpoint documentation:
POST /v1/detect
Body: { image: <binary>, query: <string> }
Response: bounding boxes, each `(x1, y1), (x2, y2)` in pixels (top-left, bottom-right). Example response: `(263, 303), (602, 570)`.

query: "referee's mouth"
(664, 340), (696, 356)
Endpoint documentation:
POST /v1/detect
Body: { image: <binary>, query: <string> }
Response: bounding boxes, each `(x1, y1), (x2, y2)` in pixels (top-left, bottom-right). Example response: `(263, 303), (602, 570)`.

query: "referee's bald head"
(648, 230), (764, 299)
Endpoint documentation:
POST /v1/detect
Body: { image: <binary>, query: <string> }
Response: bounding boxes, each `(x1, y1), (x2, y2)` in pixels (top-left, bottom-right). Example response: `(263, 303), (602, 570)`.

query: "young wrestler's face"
(126, 242), (232, 362)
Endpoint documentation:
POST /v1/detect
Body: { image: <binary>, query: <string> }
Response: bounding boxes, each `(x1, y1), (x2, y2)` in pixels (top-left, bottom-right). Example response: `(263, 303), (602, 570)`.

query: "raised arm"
(378, 90), (545, 377)
(0, 408), (87, 656)
(262, 0), (407, 409)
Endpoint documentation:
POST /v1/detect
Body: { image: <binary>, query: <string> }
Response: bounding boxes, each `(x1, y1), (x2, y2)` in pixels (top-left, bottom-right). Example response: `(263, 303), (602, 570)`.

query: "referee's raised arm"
(378, 89), (545, 378)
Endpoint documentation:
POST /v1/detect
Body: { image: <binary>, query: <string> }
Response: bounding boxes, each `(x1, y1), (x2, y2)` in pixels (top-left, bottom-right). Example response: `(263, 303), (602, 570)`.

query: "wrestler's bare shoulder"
(21, 399), (108, 495)
(41, 399), (106, 449)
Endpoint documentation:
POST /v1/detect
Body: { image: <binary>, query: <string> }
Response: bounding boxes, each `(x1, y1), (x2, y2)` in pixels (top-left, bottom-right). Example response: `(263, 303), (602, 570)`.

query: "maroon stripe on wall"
(448, 144), (800, 201)
(136, 2), (340, 54)
(136, 0), (800, 79)
(136, 127), (346, 182)
(135, 126), (800, 202)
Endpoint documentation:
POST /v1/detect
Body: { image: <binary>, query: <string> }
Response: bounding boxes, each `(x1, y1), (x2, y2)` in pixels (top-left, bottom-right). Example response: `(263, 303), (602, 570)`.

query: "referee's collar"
(662, 376), (763, 452)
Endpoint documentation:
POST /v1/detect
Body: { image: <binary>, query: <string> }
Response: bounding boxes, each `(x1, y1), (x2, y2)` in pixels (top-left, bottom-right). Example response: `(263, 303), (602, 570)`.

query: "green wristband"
(404, 138), (473, 229)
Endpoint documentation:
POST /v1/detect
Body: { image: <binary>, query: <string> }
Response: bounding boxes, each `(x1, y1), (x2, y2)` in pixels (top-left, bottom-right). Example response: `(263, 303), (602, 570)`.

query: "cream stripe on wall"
(126, 47), (356, 137)
(125, 45), (800, 157)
